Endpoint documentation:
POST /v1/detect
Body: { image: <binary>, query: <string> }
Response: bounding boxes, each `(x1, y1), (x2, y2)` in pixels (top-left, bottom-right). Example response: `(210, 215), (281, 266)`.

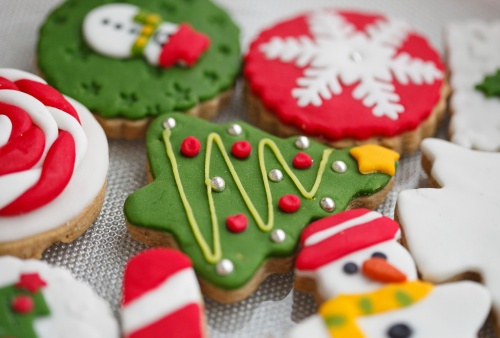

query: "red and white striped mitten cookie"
(122, 248), (205, 338)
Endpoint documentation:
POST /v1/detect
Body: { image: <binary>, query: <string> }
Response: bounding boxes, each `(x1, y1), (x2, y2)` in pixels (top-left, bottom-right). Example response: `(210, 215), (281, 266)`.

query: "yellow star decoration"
(349, 145), (400, 176)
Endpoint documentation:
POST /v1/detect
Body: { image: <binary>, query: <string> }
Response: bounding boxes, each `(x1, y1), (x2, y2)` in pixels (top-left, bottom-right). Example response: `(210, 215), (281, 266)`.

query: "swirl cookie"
(0, 68), (108, 259)
(0, 256), (118, 337)
(38, 0), (240, 139)
(244, 9), (447, 154)
(124, 112), (398, 303)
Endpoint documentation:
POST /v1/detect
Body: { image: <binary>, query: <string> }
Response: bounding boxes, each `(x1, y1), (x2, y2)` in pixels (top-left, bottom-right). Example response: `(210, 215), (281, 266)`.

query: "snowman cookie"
(244, 9), (447, 154)
(121, 248), (205, 338)
(38, 0), (240, 139)
(288, 281), (491, 338)
(447, 21), (500, 151)
(0, 256), (118, 338)
(0, 68), (108, 259)
(295, 209), (417, 303)
(397, 138), (500, 332)
(124, 113), (398, 303)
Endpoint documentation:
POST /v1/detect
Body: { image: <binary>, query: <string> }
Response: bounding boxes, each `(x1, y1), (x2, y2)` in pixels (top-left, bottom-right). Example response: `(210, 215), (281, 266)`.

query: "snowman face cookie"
(295, 209), (417, 301)
(288, 281), (491, 338)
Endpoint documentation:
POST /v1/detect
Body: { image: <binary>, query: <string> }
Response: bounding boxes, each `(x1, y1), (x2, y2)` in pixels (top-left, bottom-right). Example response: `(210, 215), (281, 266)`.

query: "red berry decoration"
(226, 214), (248, 233)
(180, 136), (201, 157)
(12, 295), (34, 314)
(279, 194), (301, 213)
(293, 152), (313, 169)
(231, 141), (252, 159)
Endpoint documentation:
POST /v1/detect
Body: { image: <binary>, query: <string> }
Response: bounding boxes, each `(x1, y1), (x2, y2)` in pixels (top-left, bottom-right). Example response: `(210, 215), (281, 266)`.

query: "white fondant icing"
(0, 68), (47, 84)
(143, 22), (179, 66)
(260, 10), (442, 119)
(288, 282), (491, 338)
(0, 97), (108, 242)
(0, 168), (42, 209)
(0, 256), (119, 338)
(0, 114), (12, 147)
(397, 138), (500, 319)
(297, 241), (417, 299)
(447, 21), (500, 151)
(121, 268), (202, 334)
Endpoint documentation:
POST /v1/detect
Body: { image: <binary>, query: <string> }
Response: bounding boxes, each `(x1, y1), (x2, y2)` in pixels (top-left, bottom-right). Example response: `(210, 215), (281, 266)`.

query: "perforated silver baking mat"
(1, 0), (499, 336)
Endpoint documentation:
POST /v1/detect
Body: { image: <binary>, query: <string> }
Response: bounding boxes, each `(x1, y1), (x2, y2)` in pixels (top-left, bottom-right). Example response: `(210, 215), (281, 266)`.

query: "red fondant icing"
(0, 77), (19, 90)
(296, 213), (399, 270)
(244, 10), (445, 141)
(226, 214), (248, 233)
(292, 152), (312, 169)
(180, 136), (201, 157)
(12, 296), (34, 314)
(278, 194), (301, 213)
(128, 304), (203, 338)
(159, 23), (211, 68)
(362, 257), (407, 283)
(231, 141), (252, 159)
(15, 273), (47, 293)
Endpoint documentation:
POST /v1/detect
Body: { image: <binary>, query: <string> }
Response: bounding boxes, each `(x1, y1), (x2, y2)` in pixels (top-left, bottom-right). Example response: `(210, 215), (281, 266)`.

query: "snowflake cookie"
(295, 209), (417, 303)
(447, 21), (500, 151)
(124, 113), (398, 303)
(0, 68), (108, 259)
(397, 138), (500, 330)
(0, 256), (118, 338)
(288, 281), (490, 338)
(122, 249), (205, 338)
(244, 9), (447, 154)
(38, 0), (240, 139)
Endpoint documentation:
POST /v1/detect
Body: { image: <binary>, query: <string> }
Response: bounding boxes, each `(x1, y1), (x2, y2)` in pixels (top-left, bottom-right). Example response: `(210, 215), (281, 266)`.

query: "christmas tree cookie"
(447, 21), (500, 151)
(122, 248), (206, 338)
(295, 209), (417, 303)
(124, 112), (398, 303)
(244, 9), (447, 154)
(0, 68), (108, 259)
(37, 0), (240, 139)
(287, 281), (491, 338)
(397, 138), (500, 332)
(0, 256), (118, 337)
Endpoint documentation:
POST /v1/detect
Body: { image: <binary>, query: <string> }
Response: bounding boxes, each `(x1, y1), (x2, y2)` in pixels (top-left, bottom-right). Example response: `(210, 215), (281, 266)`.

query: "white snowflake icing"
(260, 11), (443, 120)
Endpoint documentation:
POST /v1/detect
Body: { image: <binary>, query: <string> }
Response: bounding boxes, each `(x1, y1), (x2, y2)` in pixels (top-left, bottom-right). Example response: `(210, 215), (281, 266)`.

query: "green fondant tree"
(124, 113), (396, 291)
(476, 69), (500, 97)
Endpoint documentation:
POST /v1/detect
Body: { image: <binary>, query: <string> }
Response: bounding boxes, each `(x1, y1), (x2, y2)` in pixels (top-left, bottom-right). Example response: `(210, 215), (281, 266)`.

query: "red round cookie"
(244, 9), (445, 151)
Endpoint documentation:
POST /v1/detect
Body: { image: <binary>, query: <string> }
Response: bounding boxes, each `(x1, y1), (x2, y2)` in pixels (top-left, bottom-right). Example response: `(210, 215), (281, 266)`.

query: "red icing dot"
(231, 141), (252, 159)
(180, 136), (201, 157)
(12, 295), (34, 314)
(279, 195), (301, 213)
(226, 214), (248, 233)
(293, 152), (313, 169)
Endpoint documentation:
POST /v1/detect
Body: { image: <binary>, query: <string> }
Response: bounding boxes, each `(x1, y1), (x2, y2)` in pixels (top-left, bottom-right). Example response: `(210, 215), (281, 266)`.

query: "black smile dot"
(387, 323), (412, 338)
(343, 262), (359, 274)
(102, 18), (109, 25)
(115, 23), (123, 30)
(372, 251), (387, 260)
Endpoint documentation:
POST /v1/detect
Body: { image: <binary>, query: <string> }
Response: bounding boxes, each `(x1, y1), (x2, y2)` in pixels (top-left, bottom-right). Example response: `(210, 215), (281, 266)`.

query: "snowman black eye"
(387, 323), (412, 338)
(102, 18), (109, 25)
(372, 251), (387, 260)
(343, 262), (358, 274)
(115, 23), (123, 30)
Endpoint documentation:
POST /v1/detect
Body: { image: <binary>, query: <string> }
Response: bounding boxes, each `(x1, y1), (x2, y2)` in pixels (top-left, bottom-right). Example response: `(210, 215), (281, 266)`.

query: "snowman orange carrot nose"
(362, 257), (407, 283)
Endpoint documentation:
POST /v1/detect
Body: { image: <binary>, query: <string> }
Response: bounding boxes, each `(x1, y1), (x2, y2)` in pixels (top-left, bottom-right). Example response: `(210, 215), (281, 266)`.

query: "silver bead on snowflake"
(271, 229), (286, 243)
(228, 124), (242, 136)
(349, 51), (363, 63)
(268, 169), (284, 182)
(332, 161), (347, 173)
(216, 259), (234, 275)
(162, 117), (176, 129)
(211, 177), (225, 192)
(320, 197), (335, 212)
(294, 136), (310, 149)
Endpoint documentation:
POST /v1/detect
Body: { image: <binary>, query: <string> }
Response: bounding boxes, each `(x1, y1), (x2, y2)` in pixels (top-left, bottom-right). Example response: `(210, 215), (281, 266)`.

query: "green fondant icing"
(476, 69), (500, 98)
(124, 113), (395, 290)
(0, 285), (50, 338)
(359, 297), (373, 314)
(324, 315), (346, 328)
(395, 290), (413, 307)
(37, 0), (241, 120)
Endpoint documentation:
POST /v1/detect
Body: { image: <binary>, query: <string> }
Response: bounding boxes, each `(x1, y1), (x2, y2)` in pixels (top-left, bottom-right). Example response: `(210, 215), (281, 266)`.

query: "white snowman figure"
(288, 281), (491, 338)
(295, 209), (417, 302)
(83, 3), (210, 68)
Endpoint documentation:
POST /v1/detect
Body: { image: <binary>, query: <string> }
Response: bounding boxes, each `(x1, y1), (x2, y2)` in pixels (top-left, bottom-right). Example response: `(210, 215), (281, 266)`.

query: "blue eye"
(343, 262), (358, 274)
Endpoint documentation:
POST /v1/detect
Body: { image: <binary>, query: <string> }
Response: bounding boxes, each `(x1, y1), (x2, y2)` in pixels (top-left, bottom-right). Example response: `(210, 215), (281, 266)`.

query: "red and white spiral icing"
(0, 69), (87, 216)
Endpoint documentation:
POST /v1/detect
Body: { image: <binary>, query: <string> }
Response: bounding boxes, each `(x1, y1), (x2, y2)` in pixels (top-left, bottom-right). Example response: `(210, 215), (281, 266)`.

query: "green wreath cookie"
(124, 113), (398, 303)
(37, 0), (240, 138)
